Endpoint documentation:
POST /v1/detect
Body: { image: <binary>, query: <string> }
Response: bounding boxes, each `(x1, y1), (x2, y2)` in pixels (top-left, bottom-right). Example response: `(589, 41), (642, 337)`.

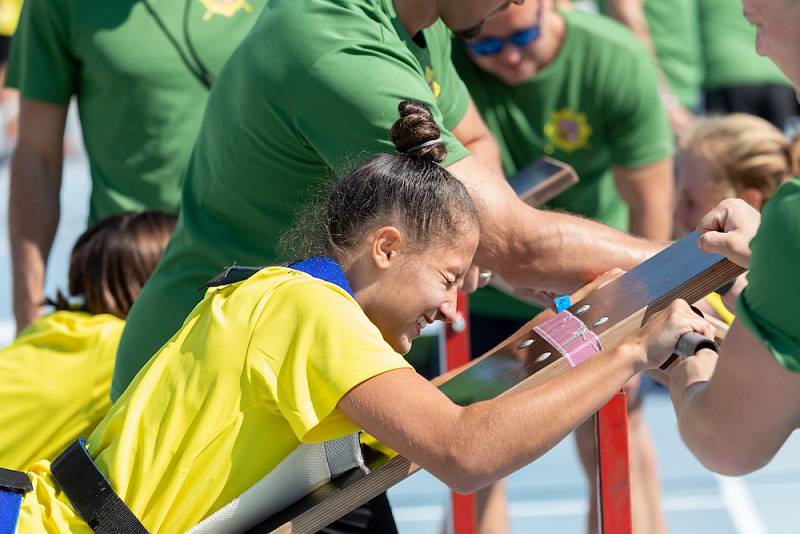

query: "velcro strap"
(0, 468), (32, 494)
(51, 440), (149, 534)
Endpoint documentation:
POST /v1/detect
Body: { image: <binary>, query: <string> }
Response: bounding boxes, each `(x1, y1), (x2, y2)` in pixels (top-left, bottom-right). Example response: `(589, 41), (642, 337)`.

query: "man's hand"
(697, 199), (761, 268)
(462, 265), (493, 293)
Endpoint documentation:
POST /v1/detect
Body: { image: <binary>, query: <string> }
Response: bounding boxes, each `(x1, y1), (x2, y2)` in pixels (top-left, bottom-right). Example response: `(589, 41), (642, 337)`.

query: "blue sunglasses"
(468, 25), (541, 56)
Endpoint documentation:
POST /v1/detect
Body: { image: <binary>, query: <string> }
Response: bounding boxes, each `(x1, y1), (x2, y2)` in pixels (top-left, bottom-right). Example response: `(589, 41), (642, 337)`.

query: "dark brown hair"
(48, 211), (177, 318)
(281, 100), (479, 259)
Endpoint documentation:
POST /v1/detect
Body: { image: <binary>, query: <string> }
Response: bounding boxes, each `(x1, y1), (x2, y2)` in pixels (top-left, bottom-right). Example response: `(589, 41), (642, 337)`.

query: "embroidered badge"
(543, 108), (592, 154)
(199, 0), (253, 21)
(425, 66), (442, 99)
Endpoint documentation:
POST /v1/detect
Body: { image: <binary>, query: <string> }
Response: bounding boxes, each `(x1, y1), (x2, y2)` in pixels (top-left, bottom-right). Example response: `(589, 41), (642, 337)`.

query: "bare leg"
(574, 379), (666, 534)
(475, 480), (510, 534)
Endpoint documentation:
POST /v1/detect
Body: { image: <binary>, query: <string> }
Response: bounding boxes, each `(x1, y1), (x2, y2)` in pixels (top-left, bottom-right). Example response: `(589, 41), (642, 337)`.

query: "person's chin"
(501, 68), (535, 86)
(392, 334), (413, 355)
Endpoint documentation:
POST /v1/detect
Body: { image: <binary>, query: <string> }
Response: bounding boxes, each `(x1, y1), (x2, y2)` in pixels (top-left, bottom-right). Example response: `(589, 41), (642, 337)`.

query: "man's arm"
(447, 154), (661, 293)
(451, 99), (503, 172)
(669, 320), (800, 475)
(613, 159), (674, 241)
(448, 101), (661, 292)
(9, 98), (68, 332)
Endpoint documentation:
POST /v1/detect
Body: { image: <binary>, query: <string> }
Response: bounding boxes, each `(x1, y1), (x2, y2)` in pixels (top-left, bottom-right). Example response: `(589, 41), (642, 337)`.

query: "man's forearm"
(502, 209), (661, 292)
(449, 156), (661, 292)
(9, 148), (62, 331)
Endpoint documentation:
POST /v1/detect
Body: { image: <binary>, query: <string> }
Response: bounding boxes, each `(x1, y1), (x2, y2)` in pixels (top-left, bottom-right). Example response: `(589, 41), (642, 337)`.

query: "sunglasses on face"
(467, 25), (541, 56)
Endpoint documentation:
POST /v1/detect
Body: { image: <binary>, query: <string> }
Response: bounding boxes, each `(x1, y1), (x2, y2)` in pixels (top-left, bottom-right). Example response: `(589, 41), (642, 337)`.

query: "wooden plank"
(250, 232), (745, 534)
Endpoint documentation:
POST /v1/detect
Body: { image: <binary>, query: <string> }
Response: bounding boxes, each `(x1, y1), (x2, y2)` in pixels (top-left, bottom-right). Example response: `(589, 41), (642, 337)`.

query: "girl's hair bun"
(390, 99), (448, 163)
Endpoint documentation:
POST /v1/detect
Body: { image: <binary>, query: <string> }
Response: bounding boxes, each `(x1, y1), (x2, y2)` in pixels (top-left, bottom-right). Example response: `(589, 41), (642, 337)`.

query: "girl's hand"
(628, 299), (716, 371)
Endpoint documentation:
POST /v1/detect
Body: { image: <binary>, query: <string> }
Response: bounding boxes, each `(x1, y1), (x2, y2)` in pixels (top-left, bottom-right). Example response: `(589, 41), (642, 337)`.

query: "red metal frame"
(443, 293), (632, 534)
(595, 391), (632, 534)
(444, 291), (476, 534)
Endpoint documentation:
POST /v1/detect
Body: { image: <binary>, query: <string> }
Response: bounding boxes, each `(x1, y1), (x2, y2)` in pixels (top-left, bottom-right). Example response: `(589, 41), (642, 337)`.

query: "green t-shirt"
(736, 178), (800, 372)
(113, 0), (471, 398)
(597, 0), (703, 109)
(6, 0), (265, 222)
(698, 0), (789, 89)
(454, 10), (672, 320)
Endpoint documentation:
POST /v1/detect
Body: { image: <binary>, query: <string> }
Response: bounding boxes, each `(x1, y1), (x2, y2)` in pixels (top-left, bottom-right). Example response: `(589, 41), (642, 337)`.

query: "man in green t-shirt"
(6, 0), (265, 332)
(699, 0), (799, 129)
(667, 0), (800, 486)
(598, 0), (703, 136)
(454, 2), (672, 532)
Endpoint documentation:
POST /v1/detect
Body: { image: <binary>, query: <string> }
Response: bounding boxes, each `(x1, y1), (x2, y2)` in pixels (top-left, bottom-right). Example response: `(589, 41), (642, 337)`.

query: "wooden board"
(250, 232), (745, 533)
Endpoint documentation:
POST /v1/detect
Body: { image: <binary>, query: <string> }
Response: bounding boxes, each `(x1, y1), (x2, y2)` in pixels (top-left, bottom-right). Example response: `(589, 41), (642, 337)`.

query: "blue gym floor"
(2, 145), (798, 534)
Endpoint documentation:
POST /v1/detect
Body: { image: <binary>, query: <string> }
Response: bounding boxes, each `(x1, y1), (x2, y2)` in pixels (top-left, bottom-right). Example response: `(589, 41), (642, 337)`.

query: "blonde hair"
(680, 114), (800, 201)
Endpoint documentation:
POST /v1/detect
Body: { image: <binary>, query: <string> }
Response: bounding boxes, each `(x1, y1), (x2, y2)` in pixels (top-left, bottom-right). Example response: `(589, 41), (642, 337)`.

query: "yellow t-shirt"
(0, 0), (22, 36)
(0, 311), (122, 471)
(18, 266), (411, 533)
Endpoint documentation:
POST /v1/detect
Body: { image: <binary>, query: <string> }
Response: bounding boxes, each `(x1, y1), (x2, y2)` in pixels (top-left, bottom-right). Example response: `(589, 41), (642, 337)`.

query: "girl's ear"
(371, 226), (405, 270)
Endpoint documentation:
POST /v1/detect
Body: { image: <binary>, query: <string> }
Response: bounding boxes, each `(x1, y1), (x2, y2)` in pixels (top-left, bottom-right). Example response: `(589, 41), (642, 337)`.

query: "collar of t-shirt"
(288, 256), (355, 297)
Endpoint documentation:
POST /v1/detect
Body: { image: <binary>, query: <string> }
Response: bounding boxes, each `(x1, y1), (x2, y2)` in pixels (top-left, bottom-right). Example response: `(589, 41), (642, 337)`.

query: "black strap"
(51, 440), (149, 534)
(198, 263), (266, 291)
(0, 468), (32, 494)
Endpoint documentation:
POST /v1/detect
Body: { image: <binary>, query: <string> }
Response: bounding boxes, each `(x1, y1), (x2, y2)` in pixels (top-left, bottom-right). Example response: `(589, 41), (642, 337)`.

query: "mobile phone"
(508, 157), (579, 207)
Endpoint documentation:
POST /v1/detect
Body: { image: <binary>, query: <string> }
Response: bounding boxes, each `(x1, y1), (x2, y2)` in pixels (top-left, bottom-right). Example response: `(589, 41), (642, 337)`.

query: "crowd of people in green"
(0, 0), (798, 532)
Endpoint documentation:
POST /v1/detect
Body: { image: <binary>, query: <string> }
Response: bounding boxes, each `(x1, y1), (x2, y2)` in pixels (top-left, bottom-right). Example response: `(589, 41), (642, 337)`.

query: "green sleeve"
(735, 180), (800, 372)
(602, 43), (673, 168)
(294, 43), (470, 176)
(5, 0), (75, 103)
(429, 24), (470, 132)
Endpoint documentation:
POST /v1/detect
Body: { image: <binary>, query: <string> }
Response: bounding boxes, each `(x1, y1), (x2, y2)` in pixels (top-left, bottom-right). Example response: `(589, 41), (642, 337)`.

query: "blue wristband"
(553, 294), (572, 313)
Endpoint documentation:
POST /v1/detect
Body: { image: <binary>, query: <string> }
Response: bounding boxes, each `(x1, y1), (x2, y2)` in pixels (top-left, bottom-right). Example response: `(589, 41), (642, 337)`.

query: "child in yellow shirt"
(0, 211), (175, 471)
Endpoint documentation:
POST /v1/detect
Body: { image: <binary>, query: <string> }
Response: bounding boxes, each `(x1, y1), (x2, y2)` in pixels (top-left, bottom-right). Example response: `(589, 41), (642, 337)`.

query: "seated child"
(0, 211), (175, 470)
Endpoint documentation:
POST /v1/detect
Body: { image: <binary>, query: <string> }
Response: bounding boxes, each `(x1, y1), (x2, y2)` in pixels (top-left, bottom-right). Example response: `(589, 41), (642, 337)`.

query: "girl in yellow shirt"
(2, 102), (713, 534)
(0, 211), (175, 471)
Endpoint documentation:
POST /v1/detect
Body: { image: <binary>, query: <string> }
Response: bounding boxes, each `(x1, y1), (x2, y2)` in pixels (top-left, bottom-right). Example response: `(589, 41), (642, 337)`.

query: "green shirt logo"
(425, 66), (442, 99)
(543, 108), (592, 154)
(199, 0), (253, 21)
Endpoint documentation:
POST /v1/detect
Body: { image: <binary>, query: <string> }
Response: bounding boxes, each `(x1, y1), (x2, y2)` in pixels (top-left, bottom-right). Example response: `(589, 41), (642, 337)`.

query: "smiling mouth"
(415, 315), (434, 336)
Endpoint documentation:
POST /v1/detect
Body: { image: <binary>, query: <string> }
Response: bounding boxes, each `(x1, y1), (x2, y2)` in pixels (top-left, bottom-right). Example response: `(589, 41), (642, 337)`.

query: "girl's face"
(362, 224), (480, 355)
(674, 151), (730, 235)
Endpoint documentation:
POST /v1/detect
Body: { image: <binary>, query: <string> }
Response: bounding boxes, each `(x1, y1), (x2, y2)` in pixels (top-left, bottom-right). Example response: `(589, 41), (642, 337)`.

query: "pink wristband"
(533, 311), (603, 367)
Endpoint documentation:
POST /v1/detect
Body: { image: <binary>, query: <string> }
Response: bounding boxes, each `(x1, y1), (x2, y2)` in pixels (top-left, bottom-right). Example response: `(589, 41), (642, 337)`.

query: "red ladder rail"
(444, 291), (476, 534)
(596, 391), (632, 534)
(443, 292), (632, 534)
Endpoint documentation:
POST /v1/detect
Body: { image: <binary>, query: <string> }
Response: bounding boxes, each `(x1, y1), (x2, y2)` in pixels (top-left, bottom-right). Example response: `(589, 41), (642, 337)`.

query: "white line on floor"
(714, 474), (768, 534)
